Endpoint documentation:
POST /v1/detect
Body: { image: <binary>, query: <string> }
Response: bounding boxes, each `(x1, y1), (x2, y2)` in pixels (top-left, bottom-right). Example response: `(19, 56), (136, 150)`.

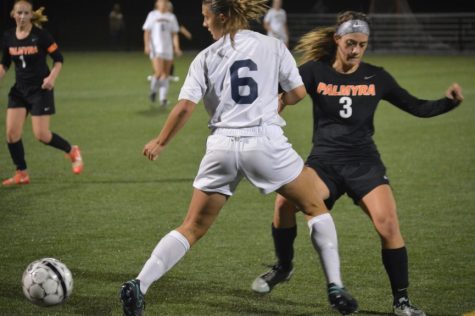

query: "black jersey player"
(251, 11), (464, 316)
(0, 0), (83, 186)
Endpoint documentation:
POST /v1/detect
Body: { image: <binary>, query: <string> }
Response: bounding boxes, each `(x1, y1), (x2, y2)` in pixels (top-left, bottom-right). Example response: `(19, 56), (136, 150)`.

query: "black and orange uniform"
(296, 60), (461, 305)
(1, 26), (63, 115)
(299, 60), (460, 209)
(1, 26), (72, 173)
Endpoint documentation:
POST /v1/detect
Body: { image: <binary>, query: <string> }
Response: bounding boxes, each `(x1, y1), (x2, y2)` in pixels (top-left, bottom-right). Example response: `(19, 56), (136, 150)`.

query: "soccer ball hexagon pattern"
(22, 258), (73, 306)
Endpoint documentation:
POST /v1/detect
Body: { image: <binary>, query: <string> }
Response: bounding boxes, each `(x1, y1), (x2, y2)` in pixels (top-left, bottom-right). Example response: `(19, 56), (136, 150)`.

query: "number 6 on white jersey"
(230, 59), (258, 104)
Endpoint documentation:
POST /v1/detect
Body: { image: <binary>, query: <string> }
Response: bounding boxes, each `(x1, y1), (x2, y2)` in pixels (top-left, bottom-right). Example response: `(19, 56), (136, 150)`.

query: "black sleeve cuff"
(445, 96), (461, 108)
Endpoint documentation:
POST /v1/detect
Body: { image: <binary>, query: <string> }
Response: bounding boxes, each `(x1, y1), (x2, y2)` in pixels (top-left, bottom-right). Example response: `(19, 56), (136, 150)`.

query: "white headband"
(335, 19), (370, 36)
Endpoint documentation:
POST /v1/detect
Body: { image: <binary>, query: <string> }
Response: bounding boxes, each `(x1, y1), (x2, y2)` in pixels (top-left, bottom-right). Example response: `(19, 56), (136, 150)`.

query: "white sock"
(307, 213), (343, 287)
(137, 230), (190, 294)
(158, 79), (169, 101)
(150, 76), (160, 93)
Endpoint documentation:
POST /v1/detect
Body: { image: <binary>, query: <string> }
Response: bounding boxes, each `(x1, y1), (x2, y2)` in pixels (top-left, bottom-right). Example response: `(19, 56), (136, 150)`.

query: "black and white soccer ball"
(22, 258), (73, 306)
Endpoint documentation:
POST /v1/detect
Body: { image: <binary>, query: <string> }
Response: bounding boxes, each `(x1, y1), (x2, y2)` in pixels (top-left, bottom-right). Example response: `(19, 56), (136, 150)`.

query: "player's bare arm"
(143, 30), (151, 55)
(282, 85), (306, 106)
(173, 32), (182, 56)
(42, 61), (62, 90)
(143, 99), (196, 160)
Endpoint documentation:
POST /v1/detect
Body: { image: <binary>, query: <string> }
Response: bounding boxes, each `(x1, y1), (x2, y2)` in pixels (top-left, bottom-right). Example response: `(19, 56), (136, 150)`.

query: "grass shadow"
(357, 310), (393, 316)
(146, 275), (325, 315)
(135, 105), (168, 117)
(358, 310), (454, 316)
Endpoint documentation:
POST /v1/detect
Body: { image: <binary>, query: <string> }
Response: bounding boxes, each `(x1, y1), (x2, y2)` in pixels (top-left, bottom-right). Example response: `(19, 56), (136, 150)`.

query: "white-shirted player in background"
(263, 0), (289, 46)
(120, 0), (353, 315)
(143, 0), (182, 107)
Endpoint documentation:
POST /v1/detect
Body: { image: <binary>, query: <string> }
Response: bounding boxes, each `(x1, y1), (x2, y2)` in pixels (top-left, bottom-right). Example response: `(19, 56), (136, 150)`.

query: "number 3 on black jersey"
(339, 96), (353, 118)
(230, 59), (258, 104)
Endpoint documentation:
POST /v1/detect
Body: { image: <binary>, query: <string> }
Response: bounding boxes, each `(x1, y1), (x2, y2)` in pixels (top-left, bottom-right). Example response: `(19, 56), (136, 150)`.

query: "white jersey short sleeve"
(179, 30), (302, 130)
(142, 11), (155, 31)
(170, 14), (179, 34)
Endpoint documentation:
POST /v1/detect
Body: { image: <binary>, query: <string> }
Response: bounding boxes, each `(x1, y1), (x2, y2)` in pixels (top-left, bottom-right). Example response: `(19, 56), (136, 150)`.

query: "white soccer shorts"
(149, 50), (173, 61)
(193, 125), (304, 196)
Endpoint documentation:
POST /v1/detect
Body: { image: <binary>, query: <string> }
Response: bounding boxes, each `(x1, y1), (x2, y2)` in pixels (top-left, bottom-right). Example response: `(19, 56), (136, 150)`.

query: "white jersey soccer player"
(143, 0), (181, 107)
(264, 7), (288, 45)
(179, 29), (303, 194)
(121, 2), (344, 315)
(143, 10), (179, 60)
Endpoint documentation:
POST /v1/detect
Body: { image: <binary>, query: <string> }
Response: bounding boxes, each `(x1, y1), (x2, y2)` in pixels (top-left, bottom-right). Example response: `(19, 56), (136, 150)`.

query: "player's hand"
(41, 76), (55, 90)
(446, 83), (464, 103)
(144, 46), (151, 55)
(143, 138), (165, 161)
(175, 48), (183, 57)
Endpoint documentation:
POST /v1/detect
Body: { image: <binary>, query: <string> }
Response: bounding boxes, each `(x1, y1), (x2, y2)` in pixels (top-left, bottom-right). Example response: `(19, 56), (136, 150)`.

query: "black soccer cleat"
(120, 279), (145, 316)
(393, 297), (426, 316)
(328, 283), (358, 315)
(251, 264), (294, 294)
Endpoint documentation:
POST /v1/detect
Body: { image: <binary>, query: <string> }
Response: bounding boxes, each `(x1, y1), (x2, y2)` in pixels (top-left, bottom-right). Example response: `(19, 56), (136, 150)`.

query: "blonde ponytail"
(32, 6), (48, 28)
(203, 0), (268, 39)
(231, 0), (268, 26)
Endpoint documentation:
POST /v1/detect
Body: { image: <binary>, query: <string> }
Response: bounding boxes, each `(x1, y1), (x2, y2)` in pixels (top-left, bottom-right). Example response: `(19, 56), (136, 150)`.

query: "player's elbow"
(294, 85), (307, 101)
(175, 99), (196, 117)
(285, 85), (307, 105)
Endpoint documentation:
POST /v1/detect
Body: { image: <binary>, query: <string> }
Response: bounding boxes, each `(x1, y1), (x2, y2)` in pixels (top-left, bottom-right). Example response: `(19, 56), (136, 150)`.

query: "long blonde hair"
(11, 0), (48, 29)
(295, 11), (369, 65)
(202, 0), (268, 40)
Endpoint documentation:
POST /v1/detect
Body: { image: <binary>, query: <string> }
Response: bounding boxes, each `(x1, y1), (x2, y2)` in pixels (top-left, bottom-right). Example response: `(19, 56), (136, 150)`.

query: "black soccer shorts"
(306, 157), (390, 210)
(8, 84), (56, 116)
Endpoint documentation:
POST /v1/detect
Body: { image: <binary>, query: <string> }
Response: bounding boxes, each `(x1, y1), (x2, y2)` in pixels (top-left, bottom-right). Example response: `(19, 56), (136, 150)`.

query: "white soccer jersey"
(142, 10), (179, 57)
(179, 30), (302, 130)
(264, 8), (287, 42)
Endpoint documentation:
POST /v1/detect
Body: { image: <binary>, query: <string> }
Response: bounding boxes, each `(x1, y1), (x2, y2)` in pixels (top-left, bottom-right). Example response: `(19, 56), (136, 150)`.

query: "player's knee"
(299, 199), (326, 217)
(374, 214), (400, 241)
(6, 129), (22, 143)
(275, 195), (296, 213)
(33, 130), (51, 143)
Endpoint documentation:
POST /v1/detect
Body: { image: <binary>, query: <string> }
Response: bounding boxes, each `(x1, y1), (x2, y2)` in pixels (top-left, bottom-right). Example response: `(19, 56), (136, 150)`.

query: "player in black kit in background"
(0, 0), (83, 186)
(251, 11), (463, 316)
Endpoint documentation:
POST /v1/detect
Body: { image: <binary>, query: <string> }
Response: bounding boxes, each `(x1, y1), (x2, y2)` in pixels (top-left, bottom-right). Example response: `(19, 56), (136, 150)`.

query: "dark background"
(1, 0), (475, 50)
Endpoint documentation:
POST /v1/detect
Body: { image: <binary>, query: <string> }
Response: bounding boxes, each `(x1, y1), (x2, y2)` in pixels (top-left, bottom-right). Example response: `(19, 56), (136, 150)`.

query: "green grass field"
(0, 52), (474, 316)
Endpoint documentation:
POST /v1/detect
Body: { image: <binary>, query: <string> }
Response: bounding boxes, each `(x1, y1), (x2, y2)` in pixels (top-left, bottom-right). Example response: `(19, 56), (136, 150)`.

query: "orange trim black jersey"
(1, 26), (63, 88)
(299, 60), (460, 163)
